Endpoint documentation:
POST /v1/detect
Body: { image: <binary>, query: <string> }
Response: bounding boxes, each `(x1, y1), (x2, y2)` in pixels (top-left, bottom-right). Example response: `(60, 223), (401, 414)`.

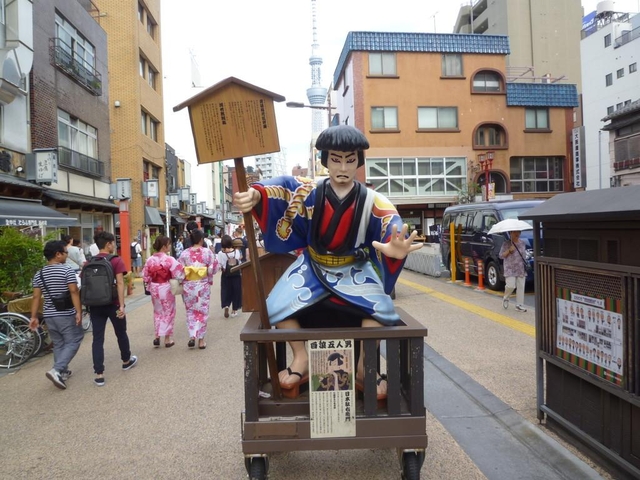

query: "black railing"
(49, 38), (102, 96)
(57, 146), (105, 177)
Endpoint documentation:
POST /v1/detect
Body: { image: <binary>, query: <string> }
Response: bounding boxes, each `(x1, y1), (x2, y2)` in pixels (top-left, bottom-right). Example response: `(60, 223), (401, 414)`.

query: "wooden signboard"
(173, 77), (285, 164)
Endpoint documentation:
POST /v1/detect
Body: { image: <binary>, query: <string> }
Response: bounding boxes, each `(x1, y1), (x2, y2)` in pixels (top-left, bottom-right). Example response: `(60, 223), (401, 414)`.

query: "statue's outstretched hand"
(372, 224), (422, 260)
(234, 188), (260, 213)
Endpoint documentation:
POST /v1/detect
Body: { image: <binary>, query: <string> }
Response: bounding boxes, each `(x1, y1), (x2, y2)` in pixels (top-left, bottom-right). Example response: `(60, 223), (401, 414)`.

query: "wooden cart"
(240, 306), (428, 479)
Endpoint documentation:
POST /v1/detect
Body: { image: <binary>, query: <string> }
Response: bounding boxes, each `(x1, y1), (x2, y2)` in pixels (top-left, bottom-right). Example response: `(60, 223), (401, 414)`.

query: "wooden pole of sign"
(234, 157), (282, 399)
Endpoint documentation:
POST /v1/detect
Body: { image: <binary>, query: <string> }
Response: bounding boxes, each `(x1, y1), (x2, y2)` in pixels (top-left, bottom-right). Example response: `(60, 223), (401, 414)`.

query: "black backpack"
(81, 254), (118, 306)
(130, 242), (138, 259)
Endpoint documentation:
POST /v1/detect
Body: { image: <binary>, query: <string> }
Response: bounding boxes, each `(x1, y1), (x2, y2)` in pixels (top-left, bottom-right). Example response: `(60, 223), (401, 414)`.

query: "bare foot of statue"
(278, 357), (309, 387)
(355, 372), (388, 399)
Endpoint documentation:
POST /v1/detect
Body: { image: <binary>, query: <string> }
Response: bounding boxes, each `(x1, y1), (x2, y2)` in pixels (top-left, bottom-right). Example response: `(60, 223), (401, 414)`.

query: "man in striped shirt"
(30, 240), (83, 390)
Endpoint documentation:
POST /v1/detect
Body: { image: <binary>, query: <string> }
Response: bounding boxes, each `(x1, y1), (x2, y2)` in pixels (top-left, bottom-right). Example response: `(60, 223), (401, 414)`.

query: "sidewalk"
(0, 272), (607, 479)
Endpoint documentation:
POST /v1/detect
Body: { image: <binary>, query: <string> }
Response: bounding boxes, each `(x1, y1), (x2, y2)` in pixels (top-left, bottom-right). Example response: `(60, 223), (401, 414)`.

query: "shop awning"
(43, 190), (118, 211)
(0, 197), (78, 227)
(144, 206), (164, 226)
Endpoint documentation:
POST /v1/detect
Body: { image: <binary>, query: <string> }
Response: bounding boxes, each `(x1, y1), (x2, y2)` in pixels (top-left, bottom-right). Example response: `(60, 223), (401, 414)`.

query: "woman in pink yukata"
(142, 235), (185, 348)
(178, 229), (218, 349)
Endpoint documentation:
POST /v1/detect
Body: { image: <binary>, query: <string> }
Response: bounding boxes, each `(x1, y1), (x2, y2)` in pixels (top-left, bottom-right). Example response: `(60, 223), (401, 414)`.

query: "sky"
(160, 0), (639, 195)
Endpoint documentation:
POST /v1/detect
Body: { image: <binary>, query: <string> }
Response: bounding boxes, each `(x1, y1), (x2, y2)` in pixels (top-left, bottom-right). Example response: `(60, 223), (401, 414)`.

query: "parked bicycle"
(0, 312), (38, 368)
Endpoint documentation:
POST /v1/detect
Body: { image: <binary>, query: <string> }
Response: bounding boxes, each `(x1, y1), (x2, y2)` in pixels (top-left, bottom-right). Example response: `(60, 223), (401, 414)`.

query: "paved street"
(0, 273), (612, 479)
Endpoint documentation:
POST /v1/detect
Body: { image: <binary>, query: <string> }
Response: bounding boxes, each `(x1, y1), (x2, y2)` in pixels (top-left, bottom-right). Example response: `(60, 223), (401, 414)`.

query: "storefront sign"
(145, 179), (159, 199)
(34, 149), (58, 184)
(572, 127), (584, 188)
(168, 194), (179, 209)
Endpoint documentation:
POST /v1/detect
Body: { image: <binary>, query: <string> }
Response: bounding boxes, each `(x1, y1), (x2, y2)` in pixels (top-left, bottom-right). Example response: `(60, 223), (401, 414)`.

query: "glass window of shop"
(366, 157), (466, 197)
(44, 212), (110, 256)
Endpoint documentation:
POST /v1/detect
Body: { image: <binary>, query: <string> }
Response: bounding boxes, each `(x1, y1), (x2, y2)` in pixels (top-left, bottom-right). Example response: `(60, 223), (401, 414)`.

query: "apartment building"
(453, 0), (583, 89)
(94, 0), (166, 249)
(28, 0), (117, 245)
(255, 152), (288, 180)
(581, 7), (640, 190)
(331, 32), (578, 234)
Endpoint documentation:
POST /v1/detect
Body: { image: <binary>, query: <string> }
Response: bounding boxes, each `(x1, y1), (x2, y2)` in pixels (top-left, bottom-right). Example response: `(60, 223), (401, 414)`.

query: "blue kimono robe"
(252, 176), (407, 326)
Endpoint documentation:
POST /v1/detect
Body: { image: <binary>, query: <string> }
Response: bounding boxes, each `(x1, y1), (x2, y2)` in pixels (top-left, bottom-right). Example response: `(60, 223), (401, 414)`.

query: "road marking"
(398, 278), (535, 338)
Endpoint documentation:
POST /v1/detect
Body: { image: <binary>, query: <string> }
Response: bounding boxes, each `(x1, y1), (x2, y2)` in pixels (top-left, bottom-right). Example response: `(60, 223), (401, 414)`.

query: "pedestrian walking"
(130, 239), (142, 277)
(29, 240), (83, 390)
(499, 230), (528, 312)
(62, 234), (85, 286)
(217, 234), (243, 318)
(84, 231), (138, 386)
(174, 235), (184, 259)
(142, 235), (185, 348)
(178, 229), (217, 349)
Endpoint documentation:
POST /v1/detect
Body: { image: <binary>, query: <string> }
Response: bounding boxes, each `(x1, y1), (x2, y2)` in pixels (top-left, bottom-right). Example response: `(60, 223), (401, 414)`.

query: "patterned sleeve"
(169, 256), (185, 282)
(499, 241), (510, 259)
(32, 271), (42, 289)
(251, 176), (314, 254)
(65, 266), (77, 285)
(142, 256), (152, 284)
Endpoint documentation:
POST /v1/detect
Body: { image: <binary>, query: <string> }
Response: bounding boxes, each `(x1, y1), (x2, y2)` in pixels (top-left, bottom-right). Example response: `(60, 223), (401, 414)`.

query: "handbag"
(169, 278), (183, 296)
(39, 270), (74, 311)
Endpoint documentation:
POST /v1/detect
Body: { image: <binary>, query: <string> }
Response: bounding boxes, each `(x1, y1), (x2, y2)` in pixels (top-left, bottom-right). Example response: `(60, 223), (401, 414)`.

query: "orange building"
(331, 32), (579, 234)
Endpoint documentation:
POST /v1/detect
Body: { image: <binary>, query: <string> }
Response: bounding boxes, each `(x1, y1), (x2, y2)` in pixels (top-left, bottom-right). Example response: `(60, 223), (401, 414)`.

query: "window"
(371, 107), (398, 129)
(138, 3), (144, 22)
(150, 119), (159, 141)
(616, 102), (623, 110)
(146, 15), (156, 38)
(525, 108), (549, 129)
(418, 107), (458, 129)
(604, 34), (611, 47)
(148, 66), (156, 89)
(441, 54), (463, 76)
(617, 68), (624, 79)
(510, 157), (564, 193)
(605, 73), (613, 86)
(472, 71), (502, 92)
(607, 106), (614, 115)
(630, 63), (637, 73)
(368, 53), (396, 76)
(139, 57), (146, 78)
(57, 109), (98, 159)
(624, 99), (631, 106)
(475, 123), (507, 147)
(366, 156), (466, 197)
(141, 111), (148, 135)
(55, 13), (96, 71)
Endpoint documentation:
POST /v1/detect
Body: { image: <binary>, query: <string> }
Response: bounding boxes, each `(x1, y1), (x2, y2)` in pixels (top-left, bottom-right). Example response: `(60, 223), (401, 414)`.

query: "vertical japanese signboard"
(309, 339), (356, 438)
(572, 126), (585, 189)
(34, 149), (58, 184)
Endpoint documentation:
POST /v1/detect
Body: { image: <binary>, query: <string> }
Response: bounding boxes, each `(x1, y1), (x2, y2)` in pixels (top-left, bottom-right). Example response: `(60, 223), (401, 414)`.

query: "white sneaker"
(231, 311), (238, 317)
(46, 369), (67, 390)
(515, 304), (527, 312)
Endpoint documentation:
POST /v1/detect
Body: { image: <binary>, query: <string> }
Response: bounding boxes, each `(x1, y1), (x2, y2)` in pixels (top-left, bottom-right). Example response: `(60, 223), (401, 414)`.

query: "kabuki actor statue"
(234, 125), (421, 397)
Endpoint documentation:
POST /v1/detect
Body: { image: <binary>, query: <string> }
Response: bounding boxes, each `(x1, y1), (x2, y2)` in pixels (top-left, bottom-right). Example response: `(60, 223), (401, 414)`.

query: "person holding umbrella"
(499, 229), (528, 312)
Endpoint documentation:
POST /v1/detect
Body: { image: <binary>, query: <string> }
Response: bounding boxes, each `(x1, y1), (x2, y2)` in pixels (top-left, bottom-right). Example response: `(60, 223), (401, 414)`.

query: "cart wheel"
(402, 451), (421, 480)
(248, 457), (267, 480)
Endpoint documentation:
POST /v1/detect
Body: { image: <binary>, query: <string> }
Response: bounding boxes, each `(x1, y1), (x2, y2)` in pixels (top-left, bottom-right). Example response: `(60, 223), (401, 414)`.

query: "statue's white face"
(327, 150), (358, 188)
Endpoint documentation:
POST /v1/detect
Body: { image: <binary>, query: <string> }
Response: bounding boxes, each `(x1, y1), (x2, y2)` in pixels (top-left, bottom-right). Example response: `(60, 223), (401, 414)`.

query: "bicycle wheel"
(0, 313), (38, 368)
(82, 309), (92, 331)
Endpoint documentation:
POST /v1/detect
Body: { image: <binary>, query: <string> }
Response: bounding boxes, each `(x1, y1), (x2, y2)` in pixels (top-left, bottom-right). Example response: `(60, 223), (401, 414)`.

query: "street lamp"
(478, 151), (494, 201)
(285, 101), (335, 126)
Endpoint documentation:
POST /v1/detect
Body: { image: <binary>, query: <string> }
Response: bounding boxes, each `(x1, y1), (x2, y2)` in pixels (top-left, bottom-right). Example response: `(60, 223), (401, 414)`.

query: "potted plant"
(124, 272), (135, 296)
(0, 227), (47, 304)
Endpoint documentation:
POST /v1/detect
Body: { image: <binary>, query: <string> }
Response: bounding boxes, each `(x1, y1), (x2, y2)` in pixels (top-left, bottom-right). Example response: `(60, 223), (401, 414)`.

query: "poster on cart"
(309, 339), (356, 438)
(556, 287), (624, 386)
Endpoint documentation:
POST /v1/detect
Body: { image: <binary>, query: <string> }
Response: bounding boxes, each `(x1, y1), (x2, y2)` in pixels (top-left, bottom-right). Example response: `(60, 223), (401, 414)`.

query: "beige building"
(94, 0), (166, 248)
(453, 0), (583, 90)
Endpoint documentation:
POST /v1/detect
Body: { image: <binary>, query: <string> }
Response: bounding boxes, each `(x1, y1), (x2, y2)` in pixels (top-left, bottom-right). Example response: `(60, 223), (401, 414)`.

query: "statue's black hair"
(315, 125), (369, 168)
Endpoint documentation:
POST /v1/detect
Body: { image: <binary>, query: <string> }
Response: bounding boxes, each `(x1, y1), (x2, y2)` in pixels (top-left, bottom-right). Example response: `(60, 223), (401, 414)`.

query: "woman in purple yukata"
(178, 229), (218, 349)
(143, 235), (185, 348)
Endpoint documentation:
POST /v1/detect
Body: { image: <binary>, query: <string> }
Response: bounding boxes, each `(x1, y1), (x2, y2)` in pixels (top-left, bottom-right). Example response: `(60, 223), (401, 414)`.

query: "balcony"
(49, 38), (103, 96)
(615, 24), (640, 48)
(57, 146), (105, 177)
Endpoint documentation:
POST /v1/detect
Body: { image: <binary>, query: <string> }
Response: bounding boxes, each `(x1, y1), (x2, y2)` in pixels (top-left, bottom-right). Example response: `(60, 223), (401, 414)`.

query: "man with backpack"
(82, 231), (138, 386)
(130, 239), (142, 277)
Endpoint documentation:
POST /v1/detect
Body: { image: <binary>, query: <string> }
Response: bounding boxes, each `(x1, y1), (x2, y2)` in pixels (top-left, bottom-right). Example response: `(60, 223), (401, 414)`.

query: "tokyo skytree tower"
(306, 0), (327, 137)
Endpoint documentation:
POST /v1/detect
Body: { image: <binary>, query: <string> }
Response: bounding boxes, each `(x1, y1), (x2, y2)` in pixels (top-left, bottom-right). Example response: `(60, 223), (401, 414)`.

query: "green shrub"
(0, 227), (47, 296)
